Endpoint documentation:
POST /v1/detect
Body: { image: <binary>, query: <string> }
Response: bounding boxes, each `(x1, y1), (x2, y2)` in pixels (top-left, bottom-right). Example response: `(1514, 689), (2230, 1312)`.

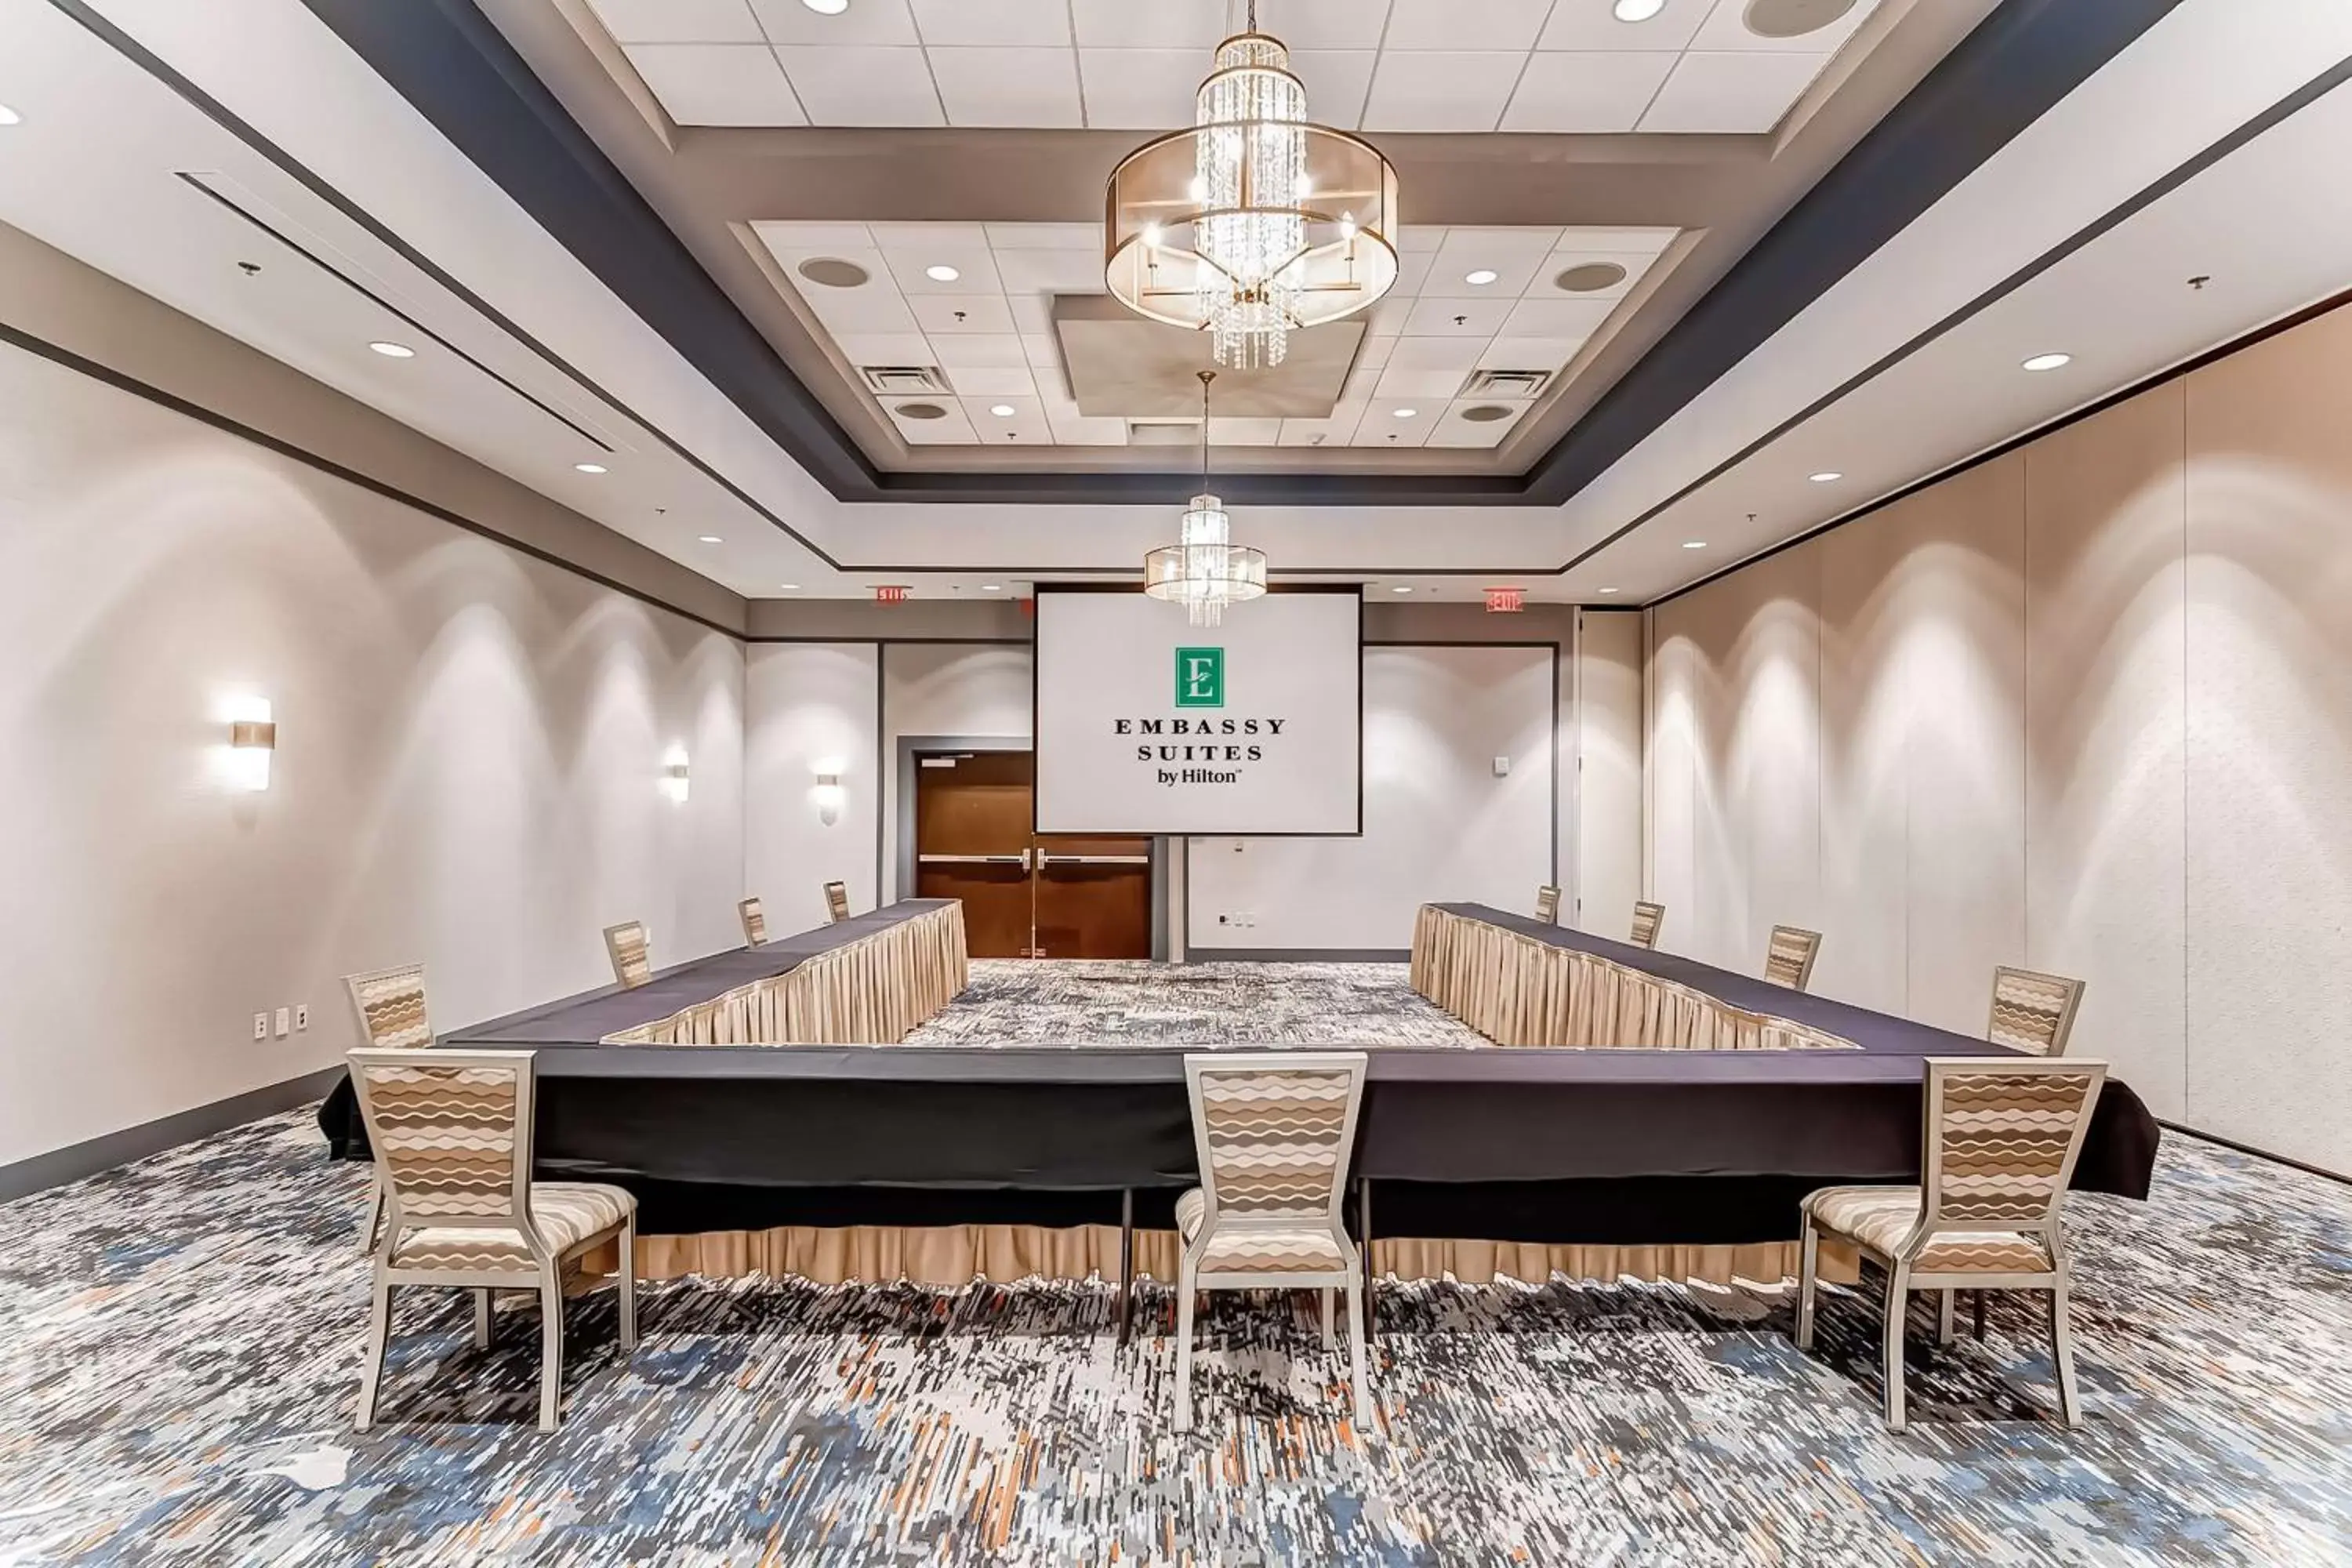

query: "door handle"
(1041, 855), (1150, 866)
(917, 853), (1031, 866)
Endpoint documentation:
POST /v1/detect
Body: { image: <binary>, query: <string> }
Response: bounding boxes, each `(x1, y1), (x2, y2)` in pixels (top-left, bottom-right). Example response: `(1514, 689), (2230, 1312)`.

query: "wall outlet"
(252, 1012), (269, 1042)
(1493, 756), (1511, 777)
(274, 1007), (292, 1039)
(294, 1004), (310, 1032)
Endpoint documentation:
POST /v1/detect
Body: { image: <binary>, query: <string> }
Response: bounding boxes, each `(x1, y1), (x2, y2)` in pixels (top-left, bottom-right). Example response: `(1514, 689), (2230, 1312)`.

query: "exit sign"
(874, 585), (910, 605)
(1484, 586), (1525, 613)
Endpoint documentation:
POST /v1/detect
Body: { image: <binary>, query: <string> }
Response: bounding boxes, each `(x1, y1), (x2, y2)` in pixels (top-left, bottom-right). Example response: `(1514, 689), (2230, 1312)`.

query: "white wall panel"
(746, 643), (880, 927)
(1575, 610), (1646, 938)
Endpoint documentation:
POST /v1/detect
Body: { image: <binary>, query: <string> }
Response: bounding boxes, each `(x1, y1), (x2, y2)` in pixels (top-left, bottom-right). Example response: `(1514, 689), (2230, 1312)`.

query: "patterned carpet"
(3, 1112), (2351, 1564)
(904, 959), (1484, 1046)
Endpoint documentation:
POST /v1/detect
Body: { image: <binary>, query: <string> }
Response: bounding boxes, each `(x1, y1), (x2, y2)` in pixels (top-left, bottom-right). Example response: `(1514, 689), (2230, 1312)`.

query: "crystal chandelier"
(1143, 372), (1267, 626)
(1105, 2), (1399, 369)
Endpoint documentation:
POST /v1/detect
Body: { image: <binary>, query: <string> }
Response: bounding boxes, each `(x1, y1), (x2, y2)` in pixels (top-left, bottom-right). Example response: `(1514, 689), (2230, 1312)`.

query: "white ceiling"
(753, 218), (1678, 450)
(587, 0), (1886, 133)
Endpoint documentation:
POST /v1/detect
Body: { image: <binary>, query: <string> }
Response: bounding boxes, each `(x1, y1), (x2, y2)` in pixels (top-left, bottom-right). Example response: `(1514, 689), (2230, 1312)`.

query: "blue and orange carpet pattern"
(3, 1110), (2350, 1563)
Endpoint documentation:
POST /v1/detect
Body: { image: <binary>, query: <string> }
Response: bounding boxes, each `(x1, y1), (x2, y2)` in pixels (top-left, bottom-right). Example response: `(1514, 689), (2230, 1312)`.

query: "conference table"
(320, 900), (2161, 1341)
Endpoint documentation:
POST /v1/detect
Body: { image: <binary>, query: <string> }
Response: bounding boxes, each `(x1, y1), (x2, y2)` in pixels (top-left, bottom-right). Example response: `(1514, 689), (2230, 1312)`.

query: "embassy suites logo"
(1109, 647), (1288, 786)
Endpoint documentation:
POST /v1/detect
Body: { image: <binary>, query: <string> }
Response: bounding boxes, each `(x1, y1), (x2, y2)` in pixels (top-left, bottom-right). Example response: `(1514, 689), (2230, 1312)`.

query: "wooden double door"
(913, 750), (1152, 959)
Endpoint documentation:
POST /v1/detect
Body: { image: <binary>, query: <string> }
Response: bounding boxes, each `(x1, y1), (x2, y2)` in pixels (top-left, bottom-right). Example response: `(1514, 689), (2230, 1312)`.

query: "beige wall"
(0, 337), (748, 1169)
(1646, 303), (2352, 1174)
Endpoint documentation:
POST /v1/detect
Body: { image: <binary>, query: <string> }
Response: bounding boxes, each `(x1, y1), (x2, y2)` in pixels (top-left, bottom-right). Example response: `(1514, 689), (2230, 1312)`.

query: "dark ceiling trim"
(1641, 282), (2352, 614)
(296, 0), (2175, 509)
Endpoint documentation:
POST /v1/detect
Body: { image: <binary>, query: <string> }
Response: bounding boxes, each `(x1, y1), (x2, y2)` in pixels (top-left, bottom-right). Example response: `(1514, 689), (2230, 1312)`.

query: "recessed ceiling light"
(802, 0), (849, 13)
(1392, 585), (1414, 593)
(1464, 269), (1499, 286)
(779, 583), (801, 590)
(574, 462), (608, 474)
(989, 404), (1016, 418)
(1598, 587), (1621, 594)
(1809, 470), (1842, 483)
(1613, 0), (1667, 19)
(368, 340), (415, 358)
(982, 583), (1002, 592)
(0, 103), (20, 127)
(2022, 352), (2072, 372)
(925, 264), (960, 283)
(1392, 408), (1418, 419)
(698, 535), (723, 544)
(1682, 540), (1706, 550)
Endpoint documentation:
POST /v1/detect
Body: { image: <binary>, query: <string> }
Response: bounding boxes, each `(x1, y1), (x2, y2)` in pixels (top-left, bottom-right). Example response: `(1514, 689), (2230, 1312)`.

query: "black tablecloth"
(318, 903), (2161, 1244)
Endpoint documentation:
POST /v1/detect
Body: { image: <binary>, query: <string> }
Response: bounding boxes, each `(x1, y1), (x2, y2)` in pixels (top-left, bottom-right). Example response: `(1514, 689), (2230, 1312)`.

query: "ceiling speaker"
(1461, 405), (1516, 424)
(797, 256), (872, 289)
(891, 402), (949, 421)
(1555, 262), (1629, 293)
(1744, 0), (1858, 39)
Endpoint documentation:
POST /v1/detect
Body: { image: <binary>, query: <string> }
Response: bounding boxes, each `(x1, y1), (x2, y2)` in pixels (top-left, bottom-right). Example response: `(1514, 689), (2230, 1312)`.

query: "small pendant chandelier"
(1144, 372), (1267, 627)
(1105, 2), (1399, 369)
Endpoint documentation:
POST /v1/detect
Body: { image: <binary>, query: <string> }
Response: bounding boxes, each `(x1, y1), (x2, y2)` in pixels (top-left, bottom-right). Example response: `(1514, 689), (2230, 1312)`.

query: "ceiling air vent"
(860, 365), (954, 397)
(1457, 368), (1551, 400)
(1126, 419), (1203, 446)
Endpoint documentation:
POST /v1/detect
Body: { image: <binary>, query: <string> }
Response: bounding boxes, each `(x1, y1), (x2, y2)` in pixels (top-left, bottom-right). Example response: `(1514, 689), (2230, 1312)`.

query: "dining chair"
(1987, 967), (2087, 1058)
(1173, 1052), (1372, 1435)
(1630, 900), (1666, 950)
(824, 880), (851, 924)
(603, 921), (651, 988)
(1534, 884), (1562, 924)
(739, 896), (768, 947)
(1795, 1056), (2108, 1432)
(347, 1047), (638, 1432)
(1763, 925), (1822, 990)
(343, 964), (433, 1254)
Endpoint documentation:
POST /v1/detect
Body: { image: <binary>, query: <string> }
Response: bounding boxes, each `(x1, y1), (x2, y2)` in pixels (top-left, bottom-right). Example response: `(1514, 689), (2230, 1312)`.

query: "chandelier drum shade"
(1105, 20), (1399, 369)
(1144, 372), (1268, 627)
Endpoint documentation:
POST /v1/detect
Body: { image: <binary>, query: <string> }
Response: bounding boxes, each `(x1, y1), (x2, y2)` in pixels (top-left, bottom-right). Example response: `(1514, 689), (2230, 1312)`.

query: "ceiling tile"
(930, 46), (1083, 125)
(946, 365), (1040, 396)
(1501, 50), (1677, 132)
(753, 221), (876, 253)
(1638, 49), (1825, 132)
(1537, 0), (1708, 51)
(1391, 249), (1437, 296)
(1044, 404), (1130, 443)
(868, 222), (993, 249)
(996, 246), (1111, 293)
(588, 0), (762, 44)
(775, 46), (943, 124)
(884, 395), (977, 442)
(1382, 0), (1554, 51)
(1479, 336), (1585, 369)
(1352, 336), (1395, 370)
(800, 283), (924, 335)
(1020, 332), (1063, 368)
(1427, 227), (1563, 295)
(623, 44), (805, 125)
(1361, 52), (1525, 132)
(959, 394), (1052, 444)
(1007, 294), (1057, 335)
(1280, 402), (1367, 446)
(1354, 400), (1436, 447)
(987, 223), (1104, 249)
(832, 332), (937, 367)
(1501, 296), (1618, 337)
(749, 0), (920, 44)
(912, 294), (1018, 333)
(1384, 334), (1489, 371)
(1210, 416), (1284, 445)
(1402, 296), (1514, 336)
(1071, 0), (1224, 48)
(1426, 397), (1527, 447)
(1271, 0), (1396, 50)
(1289, 51), (1377, 129)
(884, 246), (1004, 296)
(909, 0), (1070, 46)
(1079, 49), (1203, 129)
(1690, 0), (1881, 53)
(1555, 225), (1681, 252)
(1374, 365), (1470, 399)
(1397, 227), (1446, 253)
(928, 333), (1031, 368)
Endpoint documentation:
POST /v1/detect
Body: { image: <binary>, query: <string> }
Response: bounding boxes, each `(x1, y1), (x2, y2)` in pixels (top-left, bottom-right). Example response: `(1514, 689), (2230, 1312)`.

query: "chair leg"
(1795, 1218), (1820, 1352)
(1937, 1289), (1955, 1348)
(2050, 1279), (2082, 1428)
(359, 1176), (385, 1256)
(355, 1279), (392, 1432)
(1882, 1264), (1910, 1433)
(618, 1220), (639, 1352)
(1174, 1262), (1196, 1434)
(1319, 1287), (1334, 1350)
(1345, 1275), (1373, 1433)
(538, 1275), (565, 1433)
(1972, 1289), (1987, 1341)
(474, 1289), (493, 1350)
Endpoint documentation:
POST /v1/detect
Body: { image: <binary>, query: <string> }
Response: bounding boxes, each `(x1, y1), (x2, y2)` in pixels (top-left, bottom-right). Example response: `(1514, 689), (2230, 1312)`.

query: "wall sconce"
(662, 746), (691, 804)
(223, 695), (274, 793)
(811, 756), (844, 827)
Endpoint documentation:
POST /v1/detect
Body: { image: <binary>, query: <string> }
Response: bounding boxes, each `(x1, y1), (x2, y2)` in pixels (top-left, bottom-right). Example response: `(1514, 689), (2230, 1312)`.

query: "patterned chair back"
(1630, 901), (1666, 950)
(1184, 1052), (1366, 1231)
(739, 896), (768, 947)
(604, 921), (652, 989)
(343, 964), (431, 1050)
(1987, 967), (2085, 1058)
(348, 1048), (534, 1229)
(824, 881), (851, 924)
(1922, 1058), (2106, 1232)
(1534, 885), (1562, 924)
(1764, 925), (1822, 990)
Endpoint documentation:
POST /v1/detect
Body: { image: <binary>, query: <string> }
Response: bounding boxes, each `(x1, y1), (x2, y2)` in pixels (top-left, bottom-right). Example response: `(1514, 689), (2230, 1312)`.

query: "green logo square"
(1174, 647), (1225, 708)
